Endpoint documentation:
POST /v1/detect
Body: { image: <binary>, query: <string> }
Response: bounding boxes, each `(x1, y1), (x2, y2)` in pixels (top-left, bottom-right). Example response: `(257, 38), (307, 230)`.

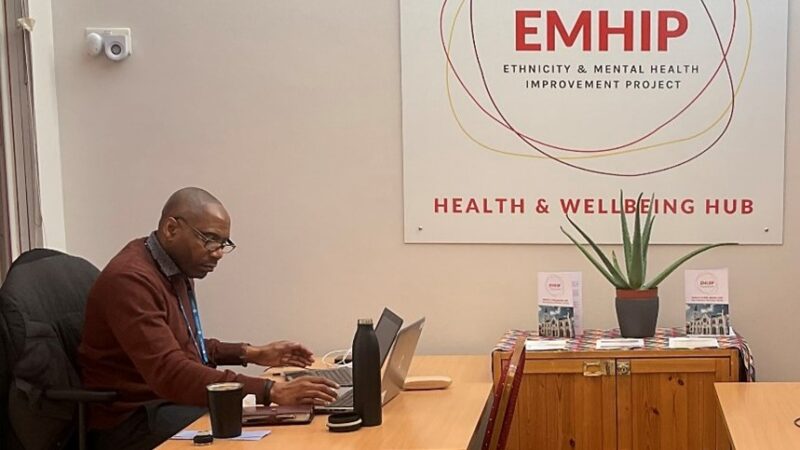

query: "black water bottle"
(352, 318), (382, 426)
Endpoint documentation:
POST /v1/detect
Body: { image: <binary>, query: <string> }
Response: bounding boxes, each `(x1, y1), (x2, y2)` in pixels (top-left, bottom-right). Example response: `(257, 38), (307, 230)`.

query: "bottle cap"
(358, 318), (373, 326)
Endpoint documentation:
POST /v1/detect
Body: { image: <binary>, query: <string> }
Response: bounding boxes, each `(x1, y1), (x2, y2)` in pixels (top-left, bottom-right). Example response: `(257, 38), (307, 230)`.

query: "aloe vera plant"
(560, 192), (737, 290)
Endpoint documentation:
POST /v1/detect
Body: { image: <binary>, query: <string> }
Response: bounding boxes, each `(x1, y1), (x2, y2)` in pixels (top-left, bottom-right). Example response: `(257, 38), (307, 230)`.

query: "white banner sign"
(401, 0), (788, 244)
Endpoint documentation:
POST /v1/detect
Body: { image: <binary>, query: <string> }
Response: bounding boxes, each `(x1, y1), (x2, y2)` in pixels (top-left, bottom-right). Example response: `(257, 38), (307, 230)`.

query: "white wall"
(51, 1), (799, 380)
(30, 0), (66, 250)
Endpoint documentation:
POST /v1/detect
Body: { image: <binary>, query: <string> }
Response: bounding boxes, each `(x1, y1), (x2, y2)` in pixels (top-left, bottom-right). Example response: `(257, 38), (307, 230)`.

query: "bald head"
(155, 187), (232, 278)
(159, 187), (224, 228)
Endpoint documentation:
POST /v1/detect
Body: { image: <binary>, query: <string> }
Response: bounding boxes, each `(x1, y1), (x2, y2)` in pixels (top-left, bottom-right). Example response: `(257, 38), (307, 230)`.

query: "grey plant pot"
(615, 289), (659, 338)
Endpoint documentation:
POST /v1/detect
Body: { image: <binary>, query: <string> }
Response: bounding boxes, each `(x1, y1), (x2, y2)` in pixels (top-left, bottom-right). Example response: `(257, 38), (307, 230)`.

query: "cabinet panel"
(508, 359), (616, 450)
(617, 358), (730, 450)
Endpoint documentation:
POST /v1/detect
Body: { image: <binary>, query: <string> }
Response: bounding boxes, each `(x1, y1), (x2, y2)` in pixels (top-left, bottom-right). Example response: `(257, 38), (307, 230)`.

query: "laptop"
(285, 308), (403, 386)
(316, 317), (425, 413)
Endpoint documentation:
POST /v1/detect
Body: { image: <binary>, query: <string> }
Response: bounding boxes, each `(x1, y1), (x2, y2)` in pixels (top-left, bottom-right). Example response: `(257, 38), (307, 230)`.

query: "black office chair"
(0, 249), (115, 450)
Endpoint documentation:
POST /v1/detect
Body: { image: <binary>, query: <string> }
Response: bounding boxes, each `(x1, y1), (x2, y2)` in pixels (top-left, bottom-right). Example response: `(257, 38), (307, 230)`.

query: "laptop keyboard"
(329, 388), (354, 407)
(285, 366), (353, 386)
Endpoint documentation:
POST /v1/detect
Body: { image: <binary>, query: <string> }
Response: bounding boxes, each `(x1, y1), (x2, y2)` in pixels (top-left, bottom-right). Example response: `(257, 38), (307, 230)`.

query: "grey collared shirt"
(146, 232), (183, 279)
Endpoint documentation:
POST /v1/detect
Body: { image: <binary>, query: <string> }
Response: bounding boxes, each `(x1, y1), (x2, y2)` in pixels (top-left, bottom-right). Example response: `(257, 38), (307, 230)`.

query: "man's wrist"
(241, 344), (256, 366)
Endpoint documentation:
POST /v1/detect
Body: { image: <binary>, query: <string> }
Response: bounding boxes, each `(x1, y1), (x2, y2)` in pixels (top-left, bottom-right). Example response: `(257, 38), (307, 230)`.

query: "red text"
(516, 10), (688, 52)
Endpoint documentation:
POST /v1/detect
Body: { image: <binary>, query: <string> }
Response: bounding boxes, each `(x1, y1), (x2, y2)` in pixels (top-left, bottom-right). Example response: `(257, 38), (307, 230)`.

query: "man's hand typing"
(245, 341), (315, 367)
(270, 376), (340, 406)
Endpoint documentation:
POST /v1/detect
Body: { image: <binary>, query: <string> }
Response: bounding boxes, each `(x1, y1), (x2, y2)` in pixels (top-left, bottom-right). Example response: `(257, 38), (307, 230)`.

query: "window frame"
(0, 0), (43, 280)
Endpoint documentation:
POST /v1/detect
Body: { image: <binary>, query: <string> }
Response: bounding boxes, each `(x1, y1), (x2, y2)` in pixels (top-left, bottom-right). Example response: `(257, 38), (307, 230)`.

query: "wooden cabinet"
(492, 349), (741, 450)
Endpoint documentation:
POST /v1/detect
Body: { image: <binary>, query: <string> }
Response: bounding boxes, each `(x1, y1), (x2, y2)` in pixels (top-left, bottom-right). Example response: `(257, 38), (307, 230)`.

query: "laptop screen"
(375, 308), (403, 366)
(381, 317), (425, 405)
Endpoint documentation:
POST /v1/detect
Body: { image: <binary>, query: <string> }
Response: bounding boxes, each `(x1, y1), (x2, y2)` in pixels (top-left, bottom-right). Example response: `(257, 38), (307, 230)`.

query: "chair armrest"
(45, 388), (117, 403)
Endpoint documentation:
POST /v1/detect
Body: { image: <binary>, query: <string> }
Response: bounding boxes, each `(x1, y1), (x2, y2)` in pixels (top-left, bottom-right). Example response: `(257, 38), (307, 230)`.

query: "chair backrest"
(483, 336), (526, 450)
(0, 249), (100, 450)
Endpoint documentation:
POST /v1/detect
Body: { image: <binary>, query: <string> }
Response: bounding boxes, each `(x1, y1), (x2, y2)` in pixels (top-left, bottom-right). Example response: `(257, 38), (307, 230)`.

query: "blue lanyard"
(177, 285), (209, 365)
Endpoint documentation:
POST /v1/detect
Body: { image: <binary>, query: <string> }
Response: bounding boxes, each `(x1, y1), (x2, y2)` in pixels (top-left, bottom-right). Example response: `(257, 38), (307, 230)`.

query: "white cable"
(321, 348), (351, 368)
(339, 348), (352, 367)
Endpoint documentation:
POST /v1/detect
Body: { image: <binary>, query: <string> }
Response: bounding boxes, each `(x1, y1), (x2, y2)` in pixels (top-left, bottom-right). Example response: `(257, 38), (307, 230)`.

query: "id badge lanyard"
(177, 284), (209, 365)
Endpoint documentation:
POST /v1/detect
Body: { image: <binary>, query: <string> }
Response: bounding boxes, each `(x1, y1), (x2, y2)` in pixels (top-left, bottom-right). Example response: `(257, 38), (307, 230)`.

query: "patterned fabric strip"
(493, 327), (756, 382)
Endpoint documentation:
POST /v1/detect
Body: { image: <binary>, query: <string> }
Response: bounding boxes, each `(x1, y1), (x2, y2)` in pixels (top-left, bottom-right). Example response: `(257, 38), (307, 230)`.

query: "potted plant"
(561, 192), (736, 338)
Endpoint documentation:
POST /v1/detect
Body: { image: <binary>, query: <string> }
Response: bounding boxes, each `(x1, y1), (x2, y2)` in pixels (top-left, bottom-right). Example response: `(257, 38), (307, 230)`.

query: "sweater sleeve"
(99, 272), (268, 406)
(204, 338), (248, 367)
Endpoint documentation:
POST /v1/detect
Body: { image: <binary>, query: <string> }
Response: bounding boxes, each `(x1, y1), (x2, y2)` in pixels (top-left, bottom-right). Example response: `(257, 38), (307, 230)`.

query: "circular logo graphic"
(695, 272), (719, 294)
(439, 0), (748, 177)
(545, 275), (565, 296)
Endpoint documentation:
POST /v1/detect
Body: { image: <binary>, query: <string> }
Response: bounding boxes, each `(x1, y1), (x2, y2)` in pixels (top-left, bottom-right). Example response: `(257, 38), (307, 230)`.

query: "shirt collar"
(146, 232), (183, 278)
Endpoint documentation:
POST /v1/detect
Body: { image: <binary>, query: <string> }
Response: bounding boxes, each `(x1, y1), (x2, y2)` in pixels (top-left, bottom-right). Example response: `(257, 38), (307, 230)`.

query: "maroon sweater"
(79, 237), (268, 429)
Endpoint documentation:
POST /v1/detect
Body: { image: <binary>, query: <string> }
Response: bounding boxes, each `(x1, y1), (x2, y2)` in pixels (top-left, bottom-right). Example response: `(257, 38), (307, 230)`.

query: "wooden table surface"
(158, 355), (492, 450)
(715, 382), (800, 450)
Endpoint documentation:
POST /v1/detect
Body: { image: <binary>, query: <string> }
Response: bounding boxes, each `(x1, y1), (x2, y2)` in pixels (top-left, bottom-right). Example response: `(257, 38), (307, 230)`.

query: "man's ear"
(162, 217), (180, 241)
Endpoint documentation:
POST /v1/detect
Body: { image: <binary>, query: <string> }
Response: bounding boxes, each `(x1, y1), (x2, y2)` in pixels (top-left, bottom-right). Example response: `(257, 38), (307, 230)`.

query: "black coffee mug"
(206, 382), (244, 438)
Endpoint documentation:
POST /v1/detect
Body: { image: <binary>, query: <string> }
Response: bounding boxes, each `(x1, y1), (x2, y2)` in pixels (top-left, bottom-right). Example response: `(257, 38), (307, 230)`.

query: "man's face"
(163, 204), (231, 279)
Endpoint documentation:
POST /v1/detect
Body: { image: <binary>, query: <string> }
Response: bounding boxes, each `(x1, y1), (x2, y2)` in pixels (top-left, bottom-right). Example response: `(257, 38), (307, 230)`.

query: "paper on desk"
(526, 339), (568, 351)
(596, 338), (644, 349)
(171, 430), (271, 441)
(243, 394), (257, 407)
(668, 337), (719, 349)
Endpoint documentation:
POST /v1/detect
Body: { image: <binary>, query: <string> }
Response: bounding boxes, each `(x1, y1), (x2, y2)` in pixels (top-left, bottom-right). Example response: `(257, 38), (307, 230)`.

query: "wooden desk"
(715, 382), (800, 450)
(158, 355), (491, 450)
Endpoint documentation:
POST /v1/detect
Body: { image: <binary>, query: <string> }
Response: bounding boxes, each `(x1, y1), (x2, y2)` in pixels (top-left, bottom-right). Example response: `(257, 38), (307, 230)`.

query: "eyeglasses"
(174, 216), (237, 254)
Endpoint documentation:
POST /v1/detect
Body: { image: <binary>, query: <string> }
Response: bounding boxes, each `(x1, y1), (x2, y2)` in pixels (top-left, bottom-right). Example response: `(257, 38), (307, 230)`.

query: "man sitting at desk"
(79, 187), (338, 449)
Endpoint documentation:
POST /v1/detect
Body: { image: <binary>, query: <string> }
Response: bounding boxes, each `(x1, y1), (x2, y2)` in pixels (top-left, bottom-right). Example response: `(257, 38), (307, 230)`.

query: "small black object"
(327, 413), (362, 432)
(192, 430), (214, 445)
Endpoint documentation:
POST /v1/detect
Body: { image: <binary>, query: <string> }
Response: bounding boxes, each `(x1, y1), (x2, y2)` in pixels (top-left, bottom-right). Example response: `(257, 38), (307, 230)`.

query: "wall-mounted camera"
(85, 28), (132, 62)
